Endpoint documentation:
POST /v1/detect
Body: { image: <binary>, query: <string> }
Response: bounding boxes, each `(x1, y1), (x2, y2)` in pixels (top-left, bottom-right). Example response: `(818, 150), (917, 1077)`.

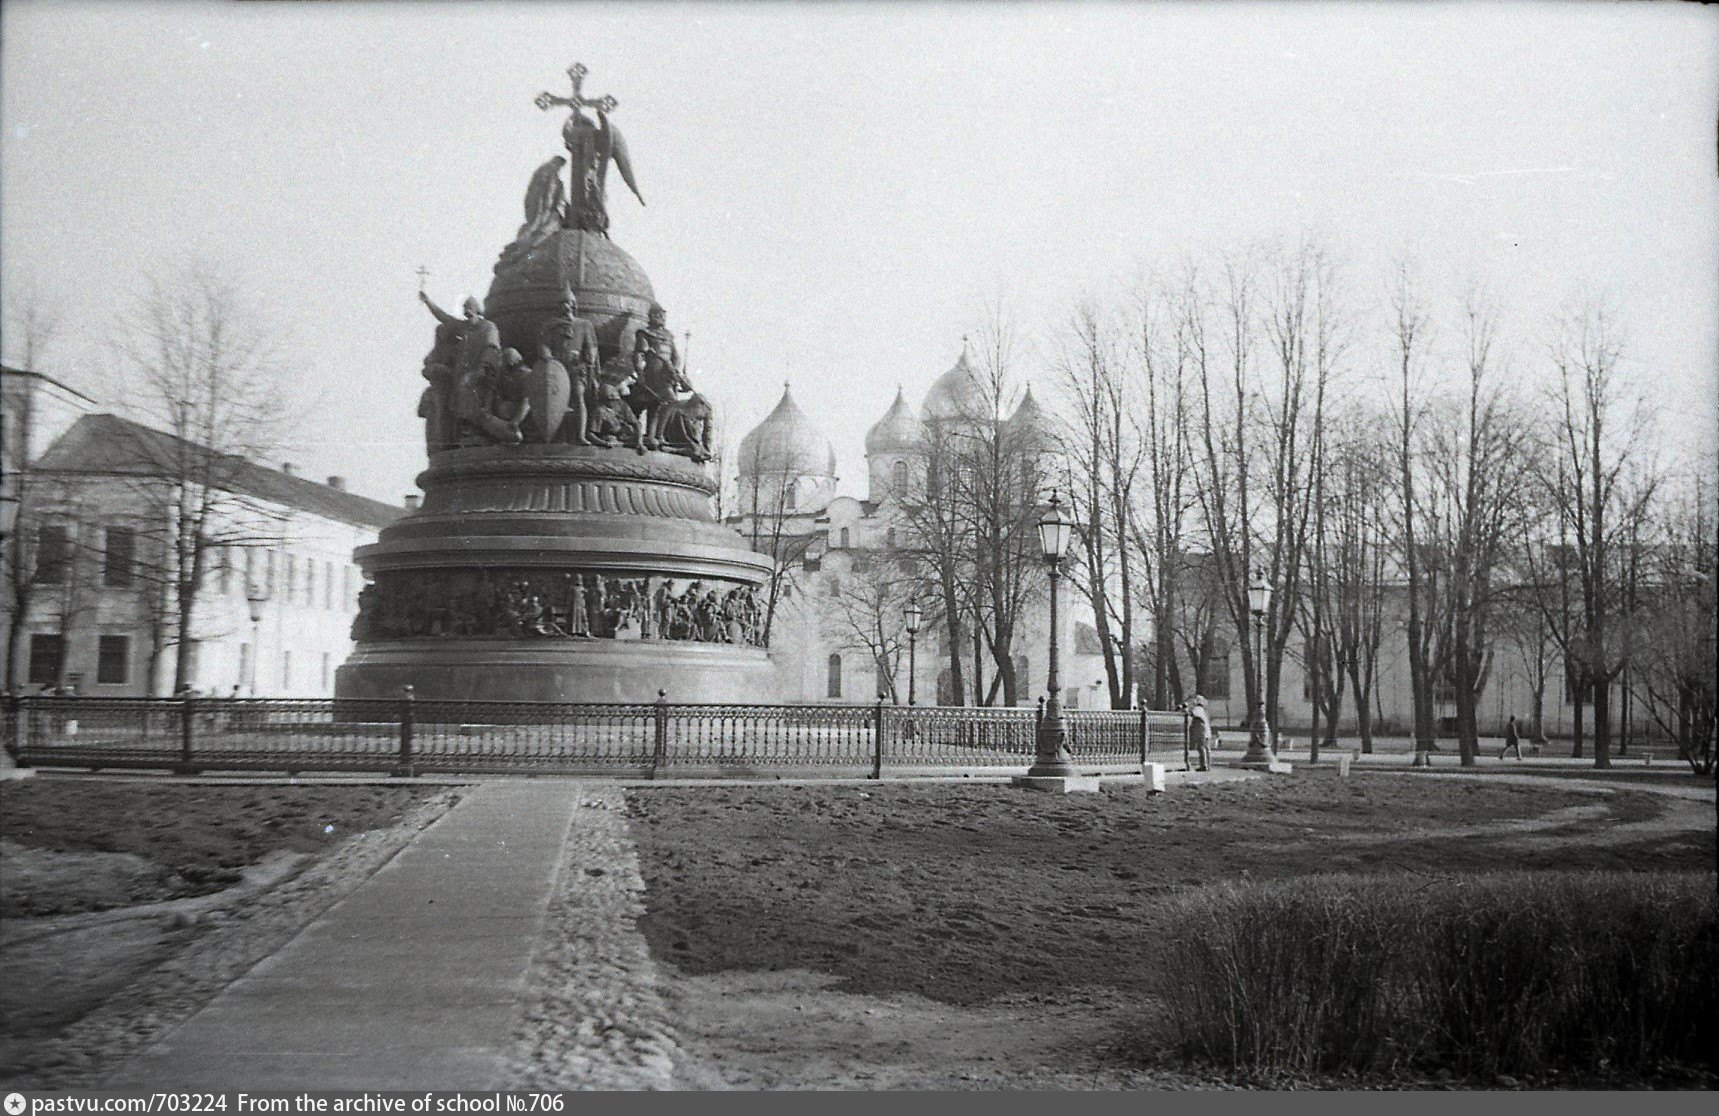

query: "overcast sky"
(4, 0), (1715, 504)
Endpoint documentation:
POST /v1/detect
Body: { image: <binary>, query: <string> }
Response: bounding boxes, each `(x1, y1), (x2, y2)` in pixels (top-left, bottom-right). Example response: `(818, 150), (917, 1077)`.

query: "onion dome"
(1004, 385), (1053, 446)
(738, 384), (837, 477)
(921, 341), (987, 422)
(865, 386), (923, 454)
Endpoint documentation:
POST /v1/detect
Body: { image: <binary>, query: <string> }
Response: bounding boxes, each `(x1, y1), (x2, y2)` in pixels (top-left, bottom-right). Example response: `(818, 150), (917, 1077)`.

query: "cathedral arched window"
(886, 528), (897, 549)
(839, 527), (850, 549)
(892, 460), (908, 493)
(827, 653), (843, 699)
(785, 482), (798, 511)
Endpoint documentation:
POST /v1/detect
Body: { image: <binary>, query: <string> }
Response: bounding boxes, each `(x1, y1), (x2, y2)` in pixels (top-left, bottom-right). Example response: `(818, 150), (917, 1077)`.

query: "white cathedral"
(725, 345), (1100, 709)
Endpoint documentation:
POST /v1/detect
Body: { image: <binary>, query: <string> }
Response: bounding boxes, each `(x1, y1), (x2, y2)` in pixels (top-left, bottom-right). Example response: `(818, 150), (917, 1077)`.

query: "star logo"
(5, 1093), (28, 1116)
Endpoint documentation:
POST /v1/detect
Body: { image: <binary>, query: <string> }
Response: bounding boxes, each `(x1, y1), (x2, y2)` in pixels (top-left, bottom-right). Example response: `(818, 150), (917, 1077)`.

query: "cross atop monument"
(534, 62), (617, 118)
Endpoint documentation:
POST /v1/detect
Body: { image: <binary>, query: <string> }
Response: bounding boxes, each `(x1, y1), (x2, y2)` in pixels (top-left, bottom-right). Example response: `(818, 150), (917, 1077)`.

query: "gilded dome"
(921, 343), (987, 422)
(738, 385), (837, 477)
(865, 386), (923, 454)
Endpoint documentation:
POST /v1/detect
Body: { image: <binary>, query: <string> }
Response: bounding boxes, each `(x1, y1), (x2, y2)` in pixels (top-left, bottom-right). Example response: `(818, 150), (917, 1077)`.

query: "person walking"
(1186, 695), (1214, 772)
(1500, 714), (1524, 760)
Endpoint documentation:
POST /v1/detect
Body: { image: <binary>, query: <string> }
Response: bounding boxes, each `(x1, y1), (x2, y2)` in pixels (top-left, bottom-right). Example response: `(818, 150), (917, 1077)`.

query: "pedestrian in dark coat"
(1500, 714), (1524, 760)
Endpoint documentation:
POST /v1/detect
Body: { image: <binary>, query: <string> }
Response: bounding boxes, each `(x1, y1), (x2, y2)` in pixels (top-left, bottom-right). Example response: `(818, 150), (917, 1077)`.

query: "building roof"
(32, 413), (402, 529)
(0, 363), (100, 406)
(737, 384), (838, 477)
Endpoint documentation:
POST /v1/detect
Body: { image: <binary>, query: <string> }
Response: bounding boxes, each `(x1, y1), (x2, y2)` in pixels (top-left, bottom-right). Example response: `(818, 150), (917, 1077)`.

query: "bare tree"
(1419, 296), (1533, 764)
(897, 409), (975, 704)
(736, 438), (815, 645)
(2, 285), (69, 689)
(1383, 263), (1448, 762)
(1307, 409), (1393, 752)
(819, 552), (918, 703)
(1055, 299), (1142, 708)
(1188, 243), (1337, 739)
(961, 305), (1051, 706)
(1627, 466), (1716, 774)
(1536, 306), (1658, 769)
(110, 264), (299, 691)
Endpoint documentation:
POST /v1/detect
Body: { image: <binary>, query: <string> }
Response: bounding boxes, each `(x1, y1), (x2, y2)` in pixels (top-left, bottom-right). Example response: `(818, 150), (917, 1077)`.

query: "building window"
(1065, 687), (1081, 710)
(218, 547), (232, 595)
(827, 575), (841, 597)
(886, 527), (897, 549)
(343, 567), (354, 609)
(34, 525), (69, 585)
(324, 561), (334, 609)
(265, 550), (276, 595)
(27, 634), (64, 686)
(827, 653), (843, 699)
(282, 650), (292, 691)
(103, 526), (136, 587)
(245, 547), (258, 591)
(892, 460), (907, 493)
(97, 635), (130, 684)
(304, 560), (315, 609)
(839, 527), (851, 549)
(239, 642), (252, 691)
(321, 652), (331, 690)
(286, 556), (297, 604)
(785, 483), (798, 511)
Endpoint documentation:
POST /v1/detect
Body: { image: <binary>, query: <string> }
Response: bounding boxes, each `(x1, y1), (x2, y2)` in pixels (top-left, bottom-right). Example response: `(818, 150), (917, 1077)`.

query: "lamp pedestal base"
(1234, 755), (1293, 774)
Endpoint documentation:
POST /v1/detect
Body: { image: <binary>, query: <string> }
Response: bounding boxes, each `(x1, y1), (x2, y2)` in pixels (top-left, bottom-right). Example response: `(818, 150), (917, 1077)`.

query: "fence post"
(1139, 702), (1149, 770)
(394, 684), (417, 778)
(872, 695), (885, 780)
(175, 691), (199, 775)
(651, 690), (669, 779)
(2, 693), (19, 766)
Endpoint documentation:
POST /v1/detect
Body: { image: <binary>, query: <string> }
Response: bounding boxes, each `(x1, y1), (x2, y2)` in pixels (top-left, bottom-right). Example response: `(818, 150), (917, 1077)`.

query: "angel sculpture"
(535, 63), (645, 236)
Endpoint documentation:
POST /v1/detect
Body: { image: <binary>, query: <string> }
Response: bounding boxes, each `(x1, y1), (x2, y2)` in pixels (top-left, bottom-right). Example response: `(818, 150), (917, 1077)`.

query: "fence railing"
(2, 692), (1187, 780)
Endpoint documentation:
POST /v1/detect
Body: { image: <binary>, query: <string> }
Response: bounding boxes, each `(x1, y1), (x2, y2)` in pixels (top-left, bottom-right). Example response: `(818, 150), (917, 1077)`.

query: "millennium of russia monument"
(335, 65), (777, 705)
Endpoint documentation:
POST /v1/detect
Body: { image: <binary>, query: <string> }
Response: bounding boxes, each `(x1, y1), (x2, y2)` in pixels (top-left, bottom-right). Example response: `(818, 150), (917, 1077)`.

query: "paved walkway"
(102, 781), (582, 1091)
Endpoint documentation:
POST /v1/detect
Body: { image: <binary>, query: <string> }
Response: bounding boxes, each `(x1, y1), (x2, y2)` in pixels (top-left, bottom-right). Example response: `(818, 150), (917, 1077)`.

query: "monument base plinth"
(336, 639), (779, 712)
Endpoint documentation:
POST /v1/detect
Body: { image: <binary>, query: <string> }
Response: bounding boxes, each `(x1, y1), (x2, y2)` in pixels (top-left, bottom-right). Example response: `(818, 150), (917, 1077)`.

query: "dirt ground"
(0, 778), (444, 1075)
(626, 772), (1716, 1088)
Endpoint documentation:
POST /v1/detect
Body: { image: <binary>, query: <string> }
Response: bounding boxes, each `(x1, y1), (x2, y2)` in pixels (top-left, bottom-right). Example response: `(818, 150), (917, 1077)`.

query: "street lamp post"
(1026, 493), (1077, 778)
(246, 581), (269, 696)
(904, 601), (922, 706)
(1243, 571), (1273, 765)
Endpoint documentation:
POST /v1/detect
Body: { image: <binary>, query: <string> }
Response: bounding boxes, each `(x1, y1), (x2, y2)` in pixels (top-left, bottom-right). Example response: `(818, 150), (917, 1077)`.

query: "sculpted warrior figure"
(539, 286), (599, 444)
(417, 313), (462, 454)
(628, 305), (689, 451)
(420, 292), (524, 445)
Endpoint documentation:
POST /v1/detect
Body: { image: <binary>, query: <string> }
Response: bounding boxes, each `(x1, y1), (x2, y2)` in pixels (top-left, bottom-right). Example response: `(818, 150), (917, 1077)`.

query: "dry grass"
(1156, 871), (1718, 1080)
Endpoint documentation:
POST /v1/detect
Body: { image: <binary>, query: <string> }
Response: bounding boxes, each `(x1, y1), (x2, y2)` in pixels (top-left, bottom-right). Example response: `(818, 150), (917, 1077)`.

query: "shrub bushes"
(1156, 871), (1717, 1081)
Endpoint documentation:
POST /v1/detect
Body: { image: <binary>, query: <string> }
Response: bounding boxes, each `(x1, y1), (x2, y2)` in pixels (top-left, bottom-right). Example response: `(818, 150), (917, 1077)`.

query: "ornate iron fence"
(3, 693), (1175, 780)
